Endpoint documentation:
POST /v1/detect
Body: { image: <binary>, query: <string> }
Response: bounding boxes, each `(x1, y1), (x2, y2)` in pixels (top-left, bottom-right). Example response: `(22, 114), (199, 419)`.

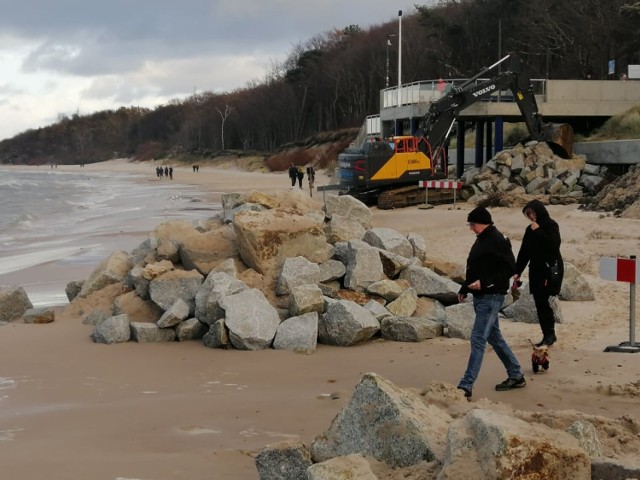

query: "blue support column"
(495, 117), (504, 153)
(456, 120), (466, 177)
(410, 117), (419, 135)
(485, 119), (493, 161)
(474, 121), (485, 168)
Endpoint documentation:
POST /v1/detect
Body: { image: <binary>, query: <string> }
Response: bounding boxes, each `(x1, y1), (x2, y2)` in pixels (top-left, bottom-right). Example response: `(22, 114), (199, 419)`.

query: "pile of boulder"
(581, 163), (640, 218)
(77, 191), (597, 349)
(3, 190), (593, 353)
(255, 373), (640, 479)
(458, 141), (608, 205)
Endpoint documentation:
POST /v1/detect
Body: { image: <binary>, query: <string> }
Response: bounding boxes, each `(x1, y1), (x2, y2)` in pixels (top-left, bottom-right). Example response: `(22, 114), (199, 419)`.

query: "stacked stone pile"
(459, 141), (608, 204)
(255, 373), (640, 479)
(582, 163), (640, 218)
(2, 190), (593, 350)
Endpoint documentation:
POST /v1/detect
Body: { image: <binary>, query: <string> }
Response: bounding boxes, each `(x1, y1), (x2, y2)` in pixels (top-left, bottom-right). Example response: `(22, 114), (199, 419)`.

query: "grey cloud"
(0, 0), (427, 139)
(0, 83), (25, 95)
(6, 0), (419, 78)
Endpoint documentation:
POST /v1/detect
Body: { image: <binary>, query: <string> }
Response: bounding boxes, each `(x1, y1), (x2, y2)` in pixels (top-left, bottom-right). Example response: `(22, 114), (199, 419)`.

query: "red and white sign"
(599, 256), (639, 284)
(419, 180), (462, 189)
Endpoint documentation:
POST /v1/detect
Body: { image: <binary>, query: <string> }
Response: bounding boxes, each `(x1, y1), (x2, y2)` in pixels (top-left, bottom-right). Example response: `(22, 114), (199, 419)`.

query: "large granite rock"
(255, 439), (313, 480)
(194, 271), (248, 325)
(310, 373), (450, 468)
(399, 264), (460, 305)
(178, 225), (239, 275)
(559, 262), (595, 301)
(0, 286), (33, 322)
(273, 312), (318, 354)
(221, 288), (281, 350)
(440, 409), (591, 479)
(320, 300), (380, 346)
(148, 269), (204, 314)
(324, 195), (373, 229)
(503, 289), (563, 324)
(174, 318), (208, 341)
(276, 256), (321, 296)
(78, 250), (131, 298)
(22, 306), (55, 324)
(343, 240), (386, 293)
(233, 208), (332, 280)
(91, 314), (131, 344)
(363, 227), (413, 259)
(130, 322), (176, 342)
(380, 316), (442, 342)
(323, 214), (366, 244)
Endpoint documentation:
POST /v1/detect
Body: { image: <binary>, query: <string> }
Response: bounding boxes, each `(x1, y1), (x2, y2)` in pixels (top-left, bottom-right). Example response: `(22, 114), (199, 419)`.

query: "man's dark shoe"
(457, 386), (472, 398)
(495, 377), (526, 391)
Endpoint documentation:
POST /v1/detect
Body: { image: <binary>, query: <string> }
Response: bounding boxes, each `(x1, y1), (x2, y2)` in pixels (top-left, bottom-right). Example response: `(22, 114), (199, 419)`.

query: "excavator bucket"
(542, 123), (574, 159)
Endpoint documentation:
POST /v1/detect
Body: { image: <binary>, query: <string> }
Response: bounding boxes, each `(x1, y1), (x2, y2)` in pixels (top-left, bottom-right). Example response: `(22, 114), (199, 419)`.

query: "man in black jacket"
(457, 206), (525, 398)
(288, 163), (298, 188)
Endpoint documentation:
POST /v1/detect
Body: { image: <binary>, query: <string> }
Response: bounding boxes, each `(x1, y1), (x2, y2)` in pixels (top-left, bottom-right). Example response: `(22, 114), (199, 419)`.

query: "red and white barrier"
(599, 256), (640, 353)
(599, 256), (639, 283)
(419, 180), (462, 189)
(418, 180), (463, 208)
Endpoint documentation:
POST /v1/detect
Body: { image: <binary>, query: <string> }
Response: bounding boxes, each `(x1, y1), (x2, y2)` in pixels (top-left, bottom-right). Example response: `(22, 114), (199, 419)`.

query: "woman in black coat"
(514, 200), (564, 346)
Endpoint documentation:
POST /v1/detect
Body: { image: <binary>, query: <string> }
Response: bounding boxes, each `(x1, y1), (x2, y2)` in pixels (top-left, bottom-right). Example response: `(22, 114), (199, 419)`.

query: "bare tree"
(216, 104), (234, 150)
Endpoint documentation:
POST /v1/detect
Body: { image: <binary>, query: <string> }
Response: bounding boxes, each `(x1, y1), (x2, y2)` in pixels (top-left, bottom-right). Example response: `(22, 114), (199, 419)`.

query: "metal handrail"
(381, 78), (547, 109)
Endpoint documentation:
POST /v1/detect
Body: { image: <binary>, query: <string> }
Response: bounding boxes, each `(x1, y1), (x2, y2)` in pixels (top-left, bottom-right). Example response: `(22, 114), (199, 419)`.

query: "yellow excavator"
(337, 55), (574, 209)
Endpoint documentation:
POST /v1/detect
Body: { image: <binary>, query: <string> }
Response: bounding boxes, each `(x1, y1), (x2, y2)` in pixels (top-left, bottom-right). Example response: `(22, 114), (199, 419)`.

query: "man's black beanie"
(467, 206), (493, 225)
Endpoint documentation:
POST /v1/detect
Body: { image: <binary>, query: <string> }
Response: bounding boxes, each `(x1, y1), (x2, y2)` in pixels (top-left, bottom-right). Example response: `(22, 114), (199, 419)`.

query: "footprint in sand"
(177, 425), (222, 436)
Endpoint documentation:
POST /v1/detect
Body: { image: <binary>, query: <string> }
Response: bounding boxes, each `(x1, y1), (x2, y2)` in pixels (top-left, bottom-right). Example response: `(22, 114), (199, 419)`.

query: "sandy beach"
(1, 159), (639, 479)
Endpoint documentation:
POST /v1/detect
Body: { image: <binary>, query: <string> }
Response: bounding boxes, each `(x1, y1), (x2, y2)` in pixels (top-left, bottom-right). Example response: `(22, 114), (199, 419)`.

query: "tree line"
(1, 0), (639, 165)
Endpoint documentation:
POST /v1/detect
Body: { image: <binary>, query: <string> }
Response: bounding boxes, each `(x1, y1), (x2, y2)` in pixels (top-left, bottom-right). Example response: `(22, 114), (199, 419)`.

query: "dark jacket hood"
(523, 199), (551, 223)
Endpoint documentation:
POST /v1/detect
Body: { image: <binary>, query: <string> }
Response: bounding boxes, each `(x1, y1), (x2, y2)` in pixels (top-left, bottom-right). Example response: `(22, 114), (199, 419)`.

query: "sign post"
(599, 255), (640, 353)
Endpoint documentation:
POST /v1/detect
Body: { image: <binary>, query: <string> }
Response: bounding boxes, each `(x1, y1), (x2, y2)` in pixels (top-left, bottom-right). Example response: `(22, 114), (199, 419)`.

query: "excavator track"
(377, 185), (462, 209)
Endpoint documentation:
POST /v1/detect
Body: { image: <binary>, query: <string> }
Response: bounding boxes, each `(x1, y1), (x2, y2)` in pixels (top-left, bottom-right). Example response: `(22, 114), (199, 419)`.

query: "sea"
(0, 167), (220, 307)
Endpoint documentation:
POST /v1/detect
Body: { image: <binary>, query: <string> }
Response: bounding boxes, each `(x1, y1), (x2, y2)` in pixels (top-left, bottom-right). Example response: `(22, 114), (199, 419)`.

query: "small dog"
(529, 340), (550, 373)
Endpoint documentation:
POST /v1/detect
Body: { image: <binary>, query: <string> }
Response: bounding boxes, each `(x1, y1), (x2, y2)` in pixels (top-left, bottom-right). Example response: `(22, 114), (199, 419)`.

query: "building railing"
(381, 78), (547, 109)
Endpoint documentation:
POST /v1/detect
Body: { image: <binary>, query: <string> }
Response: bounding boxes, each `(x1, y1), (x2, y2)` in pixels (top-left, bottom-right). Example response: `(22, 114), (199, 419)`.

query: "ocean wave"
(7, 212), (40, 230)
(0, 178), (40, 190)
(0, 245), (97, 276)
(0, 378), (16, 390)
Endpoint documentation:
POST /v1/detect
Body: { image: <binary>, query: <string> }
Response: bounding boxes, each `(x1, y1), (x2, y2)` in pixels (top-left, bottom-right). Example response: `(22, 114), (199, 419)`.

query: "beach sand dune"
(1, 160), (639, 479)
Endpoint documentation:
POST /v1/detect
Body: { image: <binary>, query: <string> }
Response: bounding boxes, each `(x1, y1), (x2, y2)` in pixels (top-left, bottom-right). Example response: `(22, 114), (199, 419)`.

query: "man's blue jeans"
(458, 293), (523, 391)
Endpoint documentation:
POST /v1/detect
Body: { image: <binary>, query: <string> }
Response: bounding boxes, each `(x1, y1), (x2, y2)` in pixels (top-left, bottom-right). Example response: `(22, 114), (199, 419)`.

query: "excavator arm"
(419, 55), (573, 162)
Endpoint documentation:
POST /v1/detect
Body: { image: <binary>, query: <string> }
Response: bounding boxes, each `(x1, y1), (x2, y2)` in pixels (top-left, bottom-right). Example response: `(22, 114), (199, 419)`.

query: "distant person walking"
(169, 167), (173, 180)
(306, 165), (315, 183)
(164, 166), (169, 178)
(288, 163), (297, 188)
(514, 200), (564, 347)
(456, 206), (525, 398)
(296, 167), (305, 189)
(306, 165), (316, 197)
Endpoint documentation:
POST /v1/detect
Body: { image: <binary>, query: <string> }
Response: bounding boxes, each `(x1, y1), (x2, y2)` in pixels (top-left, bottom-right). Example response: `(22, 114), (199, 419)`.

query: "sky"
(0, 0), (429, 141)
